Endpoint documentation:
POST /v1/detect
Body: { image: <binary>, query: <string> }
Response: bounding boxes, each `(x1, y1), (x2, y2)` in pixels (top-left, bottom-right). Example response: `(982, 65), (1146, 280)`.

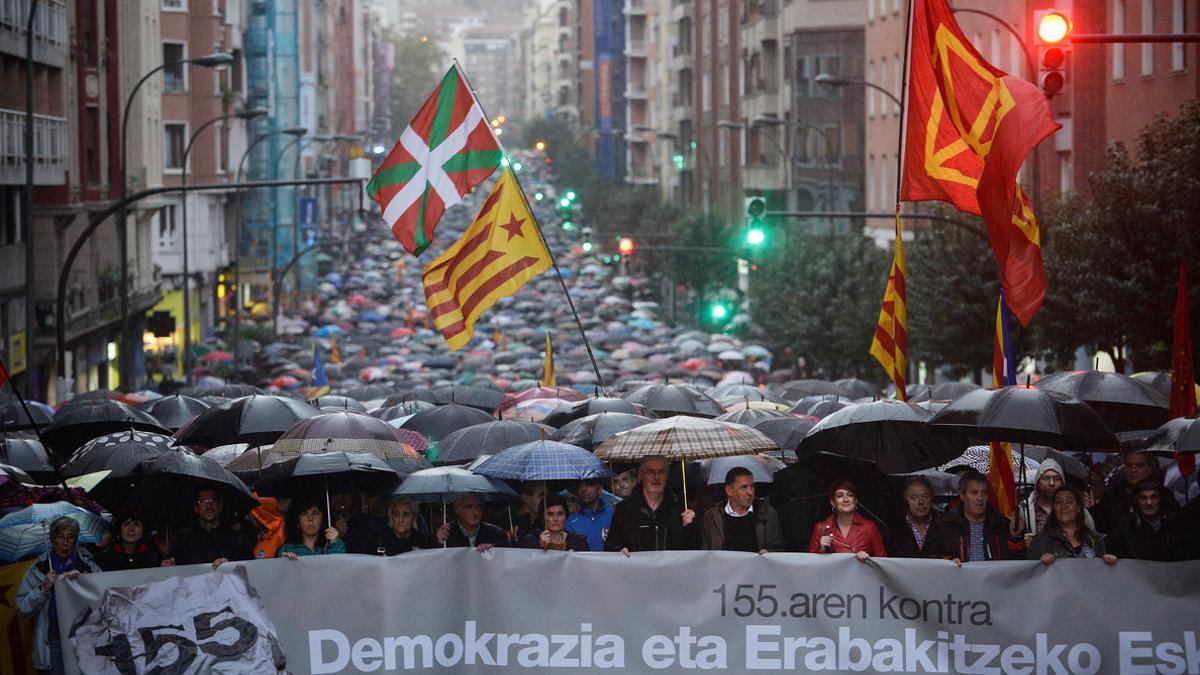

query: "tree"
(388, 32), (443, 136)
(749, 224), (890, 379)
(1033, 101), (1200, 375)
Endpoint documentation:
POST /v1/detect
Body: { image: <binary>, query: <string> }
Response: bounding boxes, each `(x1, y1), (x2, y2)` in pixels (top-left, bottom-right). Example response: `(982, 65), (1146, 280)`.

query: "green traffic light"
(582, 242), (593, 252)
(560, 198), (571, 208)
(534, 192), (544, 201)
(512, 162), (523, 172)
(562, 220), (573, 230)
(566, 191), (577, 201)
(710, 304), (729, 321)
(746, 227), (766, 246)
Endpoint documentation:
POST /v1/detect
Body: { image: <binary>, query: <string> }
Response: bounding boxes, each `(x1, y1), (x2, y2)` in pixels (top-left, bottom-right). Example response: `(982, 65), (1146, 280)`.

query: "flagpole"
(891, 0), (916, 399)
(0, 361), (72, 495)
(452, 60), (608, 395)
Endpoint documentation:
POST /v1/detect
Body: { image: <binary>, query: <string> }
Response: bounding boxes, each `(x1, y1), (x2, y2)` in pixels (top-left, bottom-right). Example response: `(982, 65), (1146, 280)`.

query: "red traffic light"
(618, 237), (634, 255)
(1037, 12), (1072, 44)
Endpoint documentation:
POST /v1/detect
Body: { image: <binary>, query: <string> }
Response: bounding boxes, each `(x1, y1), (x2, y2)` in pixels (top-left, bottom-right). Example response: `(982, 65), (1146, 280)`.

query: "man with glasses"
(166, 489), (253, 568)
(435, 493), (508, 552)
(605, 455), (698, 555)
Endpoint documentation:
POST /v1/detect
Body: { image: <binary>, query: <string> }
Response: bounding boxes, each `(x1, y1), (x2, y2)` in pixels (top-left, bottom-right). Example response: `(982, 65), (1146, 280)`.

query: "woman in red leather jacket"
(807, 480), (888, 560)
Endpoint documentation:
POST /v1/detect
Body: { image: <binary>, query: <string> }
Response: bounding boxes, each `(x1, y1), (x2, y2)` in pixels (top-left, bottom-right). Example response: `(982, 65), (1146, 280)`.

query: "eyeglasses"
(195, 498), (219, 506)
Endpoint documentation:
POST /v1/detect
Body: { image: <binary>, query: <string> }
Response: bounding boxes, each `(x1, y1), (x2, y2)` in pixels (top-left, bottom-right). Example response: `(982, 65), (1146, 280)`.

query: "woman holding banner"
(807, 480), (887, 560)
(278, 497), (346, 559)
(371, 496), (434, 555)
(1027, 485), (1118, 565)
(520, 494), (589, 552)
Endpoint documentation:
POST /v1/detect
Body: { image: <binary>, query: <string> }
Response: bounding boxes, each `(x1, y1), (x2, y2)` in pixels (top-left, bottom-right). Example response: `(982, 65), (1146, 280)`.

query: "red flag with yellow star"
(422, 168), (551, 350)
(901, 0), (1058, 326)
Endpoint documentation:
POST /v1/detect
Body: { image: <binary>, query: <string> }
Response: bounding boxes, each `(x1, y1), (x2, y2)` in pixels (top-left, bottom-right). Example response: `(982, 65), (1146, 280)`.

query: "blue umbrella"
(315, 325), (345, 337)
(0, 502), (109, 563)
(473, 440), (611, 481)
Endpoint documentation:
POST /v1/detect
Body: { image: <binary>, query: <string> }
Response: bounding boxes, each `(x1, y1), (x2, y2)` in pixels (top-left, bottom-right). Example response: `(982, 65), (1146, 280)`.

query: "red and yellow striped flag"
(870, 213), (907, 400)
(988, 291), (1018, 517)
(423, 168), (551, 350)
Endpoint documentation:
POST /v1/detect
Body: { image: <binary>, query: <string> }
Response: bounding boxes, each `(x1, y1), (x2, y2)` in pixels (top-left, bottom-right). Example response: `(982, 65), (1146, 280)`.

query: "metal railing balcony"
(0, 108), (67, 185)
(0, 0), (67, 66)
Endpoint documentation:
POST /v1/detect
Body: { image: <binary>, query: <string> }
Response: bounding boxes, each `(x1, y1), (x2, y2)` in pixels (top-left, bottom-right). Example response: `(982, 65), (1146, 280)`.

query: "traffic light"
(745, 225), (765, 247)
(707, 301), (732, 325)
(618, 237), (635, 255)
(1035, 9), (1072, 96)
(744, 196), (768, 248)
(560, 198), (571, 208)
(535, 141), (546, 152)
(566, 191), (577, 201)
(534, 192), (544, 201)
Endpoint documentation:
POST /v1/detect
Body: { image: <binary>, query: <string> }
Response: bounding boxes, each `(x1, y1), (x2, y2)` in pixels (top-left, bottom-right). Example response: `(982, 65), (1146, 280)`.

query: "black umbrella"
(385, 454), (434, 478)
(399, 404), (494, 444)
(1140, 416), (1200, 456)
(42, 400), (168, 457)
(622, 384), (724, 418)
(0, 436), (57, 482)
(174, 395), (322, 449)
(127, 452), (259, 515)
(551, 412), (656, 452)
(708, 384), (785, 406)
(788, 395), (853, 415)
(0, 462), (35, 484)
(140, 395), (212, 431)
(181, 384), (266, 398)
(1035, 370), (1168, 434)
(435, 420), (554, 465)
(370, 401), (438, 422)
(929, 381), (981, 401)
(807, 399), (851, 419)
(928, 386), (1119, 450)
(0, 401), (52, 431)
(715, 408), (791, 425)
(311, 396), (368, 413)
(800, 400), (968, 474)
(254, 451), (400, 497)
(61, 430), (191, 507)
(541, 398), (654, 428)
(432, 386), (506, 413)
(270, 412), (420, 460)
(748, 416), (817, 461)
(381, 390), (438, 407)
(776, 379), (843, 401)
(835, 378), (879, 400)
(343, 384), (395, 401)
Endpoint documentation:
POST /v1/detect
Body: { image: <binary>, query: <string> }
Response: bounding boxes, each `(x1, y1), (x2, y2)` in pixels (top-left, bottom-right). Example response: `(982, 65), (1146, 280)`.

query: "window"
(880, 157), (889, 208)
(164, 123), (186, 171)
(216, 125), (229, 174)
(879, 0), (887, 20)
(1173, 0), (1185, 71)
(162, 0), (186, 9)
(796, 56), (809, 98)
(163, 43), (187, 92)
(866, 61), (875, 117)
(1142, 0), (1154, 76)
(893, 56), (901, 114)
(158, 204), (178, 249)
(867, 155), (875, 209)
(0, 188), (20, 246)
(84, 106), (101, 186)
(868, 0), (874, 21)
(1010, 34), (1023, 77)
(991, 29), (1001, 68)
(1114, 0), (1126, 79)
(878, 55), (887, 115)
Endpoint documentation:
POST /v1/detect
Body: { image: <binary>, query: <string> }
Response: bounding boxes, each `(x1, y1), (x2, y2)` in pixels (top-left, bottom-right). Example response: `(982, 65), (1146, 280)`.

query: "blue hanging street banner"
(300, 196), (319, 228)
(53, 550), (1200, 674)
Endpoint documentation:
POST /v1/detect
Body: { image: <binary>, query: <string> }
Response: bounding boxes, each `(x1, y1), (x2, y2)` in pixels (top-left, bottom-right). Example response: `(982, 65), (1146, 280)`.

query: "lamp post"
(270, 133), (308, 334)
(118, 51), (232, 390)
(23, 0), (40, 399)
(813, 72), (901, 108)
(230, 126), (306, 365)
(178, 107), (267, 380)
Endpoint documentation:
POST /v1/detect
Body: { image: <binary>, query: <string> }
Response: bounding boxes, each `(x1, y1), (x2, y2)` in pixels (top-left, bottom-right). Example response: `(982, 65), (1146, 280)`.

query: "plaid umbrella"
(474, 440), (611, 481)
(594, 416), (777, 462)
(0, 502), (110, 562)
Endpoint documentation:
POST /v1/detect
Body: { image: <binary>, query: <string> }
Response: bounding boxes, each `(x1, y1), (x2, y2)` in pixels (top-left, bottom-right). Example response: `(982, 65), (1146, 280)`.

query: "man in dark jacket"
(168, 489), (253, 567)
(886, 475), (949, 558)
(939, 470), (1024, 563)
(1113, 480), (1186, 561)
(1095, 450), (1180, 535)
(702, 467), (785, 553)
(436, 493), (508, 552)
(605, 456), (698, 554)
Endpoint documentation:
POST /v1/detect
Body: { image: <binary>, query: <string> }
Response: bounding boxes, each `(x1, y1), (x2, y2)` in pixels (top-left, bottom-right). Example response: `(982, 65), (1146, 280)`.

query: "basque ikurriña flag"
(900, 0), (1059, 325)
(367, 64), (503, 255)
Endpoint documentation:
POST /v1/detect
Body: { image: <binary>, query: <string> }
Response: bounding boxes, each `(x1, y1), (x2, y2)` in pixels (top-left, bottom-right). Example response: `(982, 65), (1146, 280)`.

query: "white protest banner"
(56, 550), (1200, 674)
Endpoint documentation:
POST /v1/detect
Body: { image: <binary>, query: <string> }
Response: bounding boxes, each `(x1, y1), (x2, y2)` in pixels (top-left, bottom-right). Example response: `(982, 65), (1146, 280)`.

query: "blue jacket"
(566, 499), (615, 551)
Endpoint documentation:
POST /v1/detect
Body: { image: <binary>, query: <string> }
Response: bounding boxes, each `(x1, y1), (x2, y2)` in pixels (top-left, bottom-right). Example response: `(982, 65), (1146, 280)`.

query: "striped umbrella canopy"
(594, 416), (777, 462)
(473, 440), (611, 481)
(0, 502), (109, 563)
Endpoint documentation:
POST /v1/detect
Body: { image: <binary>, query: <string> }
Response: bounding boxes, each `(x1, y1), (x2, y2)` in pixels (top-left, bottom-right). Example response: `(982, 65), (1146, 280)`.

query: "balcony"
(625, 83), (648, 100)
(0, 108), (67, 185)
(0, 0), (67, 67)
(625, 0), (647, 15)
(624, 40), (647, 58)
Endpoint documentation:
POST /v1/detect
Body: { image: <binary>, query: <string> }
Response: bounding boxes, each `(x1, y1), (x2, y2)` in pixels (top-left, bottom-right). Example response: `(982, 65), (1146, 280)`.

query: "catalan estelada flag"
(307, 347), (331, 399)
(422, 168), (551, 350)
(988, 290), (1018, 517)
(900, 0), (1059, 326)
(367, 64), (503, 255)
(541, 332), (556, 387)
(870, 213), (907, 400)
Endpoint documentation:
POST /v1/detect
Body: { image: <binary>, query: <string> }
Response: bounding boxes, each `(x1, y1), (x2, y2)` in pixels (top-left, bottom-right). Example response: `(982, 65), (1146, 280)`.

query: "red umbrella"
(270, 375), (300, 388)
(199, 350), (235, 363)
(680, 357), (709, 372)
(391, 327), (415, 337)
(498, 387), (585, 414)
(346, 294), (371, 307)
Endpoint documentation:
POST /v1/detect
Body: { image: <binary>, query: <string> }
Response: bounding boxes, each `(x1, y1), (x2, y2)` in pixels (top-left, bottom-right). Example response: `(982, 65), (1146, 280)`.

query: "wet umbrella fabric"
(1035, 370), (1168, 434)
(394, 466), (517, 502)
(0, 401), (52, 431)
(928, 386), (1119, 450)
(715, 408), (790, 425)
(432, 386), (506, 412)
(0, 462), (35, 485)
(928, 381), (982, 402)
(140, 395), (212, 431)
(800, 400), (968, 474)
(776, 380), (843, 401)
(551, 413), (656, 452)
(473, 440), (611, 481)
(541, 398), (653, 428)
(701, 455), (785, 485)
(748, 417), (817, 461)
(0, 437), (58, 483)
(386, 455), (434, 478)
(1140, 416), (1200, 456)
(399, 404), (494, 443)
(594, 416), (777, 462)
(622, 384), (725, 419)
(174, 395), (322, 449)
(127, 452), (258, 514)
(311, 396), (369, 413)
(435, 421), (555, 466)
(42, 400), (168, 457)
(835, 378), (879, 400)
(270, 412), (420, 460)
(253, 452), (400, 497)
(0, 502), (110, 563)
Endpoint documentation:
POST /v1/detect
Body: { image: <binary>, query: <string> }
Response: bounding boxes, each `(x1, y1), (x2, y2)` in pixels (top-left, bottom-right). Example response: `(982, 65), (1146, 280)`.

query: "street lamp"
(117, 51), (233, 390)
(178, 107), (267, 380)
(813, 73), (901, 108)
(230, 126), (306, 364)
